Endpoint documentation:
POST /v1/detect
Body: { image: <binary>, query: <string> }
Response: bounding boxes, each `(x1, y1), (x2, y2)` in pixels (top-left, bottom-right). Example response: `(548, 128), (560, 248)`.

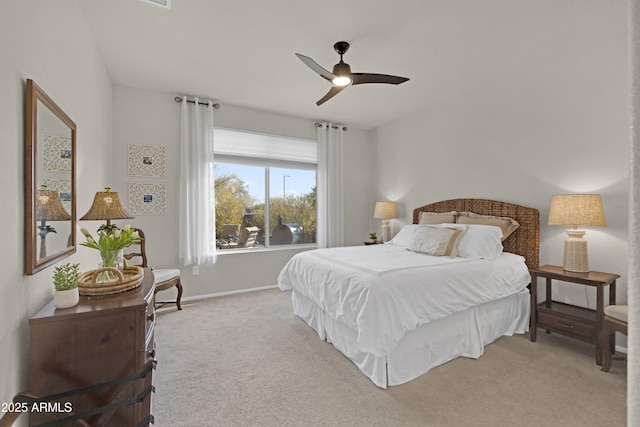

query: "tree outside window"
(215, 163), (316, 249)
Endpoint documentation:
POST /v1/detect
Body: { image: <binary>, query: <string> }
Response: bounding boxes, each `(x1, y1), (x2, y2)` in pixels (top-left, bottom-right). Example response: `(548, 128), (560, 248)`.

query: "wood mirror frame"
(26, 79), (76, 275)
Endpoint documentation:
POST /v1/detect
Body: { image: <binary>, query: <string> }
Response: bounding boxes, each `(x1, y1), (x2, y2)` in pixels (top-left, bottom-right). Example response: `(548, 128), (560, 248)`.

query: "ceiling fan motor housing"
(332, 61), (351, 77)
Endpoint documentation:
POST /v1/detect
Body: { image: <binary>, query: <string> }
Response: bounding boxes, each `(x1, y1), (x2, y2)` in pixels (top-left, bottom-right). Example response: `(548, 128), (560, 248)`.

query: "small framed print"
(128, 182), (166, 215)
(128, 144), (166, 177)
(43, 135), (72, 171)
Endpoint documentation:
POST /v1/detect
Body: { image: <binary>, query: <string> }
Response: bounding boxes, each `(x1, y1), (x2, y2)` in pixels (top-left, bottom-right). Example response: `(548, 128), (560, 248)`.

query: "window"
(214, 128), (317, 250)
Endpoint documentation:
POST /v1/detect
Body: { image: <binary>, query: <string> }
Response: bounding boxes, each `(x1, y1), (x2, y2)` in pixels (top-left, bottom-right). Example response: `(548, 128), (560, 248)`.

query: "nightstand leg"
(530, 273), (537, 342)
(596, 285), (604, 366)
(544, 278), (552, 334)
(609, 281), (617, 353)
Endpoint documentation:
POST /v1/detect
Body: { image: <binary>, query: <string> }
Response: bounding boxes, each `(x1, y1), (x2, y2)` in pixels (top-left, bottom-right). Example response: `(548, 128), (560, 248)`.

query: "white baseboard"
(178, 284), (279, 303)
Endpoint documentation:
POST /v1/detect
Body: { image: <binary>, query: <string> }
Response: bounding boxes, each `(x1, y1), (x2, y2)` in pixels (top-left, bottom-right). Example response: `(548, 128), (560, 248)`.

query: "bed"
(278, 199), (540, 388)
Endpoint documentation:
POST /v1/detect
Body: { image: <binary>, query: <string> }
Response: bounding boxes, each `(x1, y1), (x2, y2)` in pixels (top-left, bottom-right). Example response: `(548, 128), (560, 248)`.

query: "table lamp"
(373, 201), (397, 242)
(548, 194), (606, 273)
(80, 187), (134, 234)
(36, 186), (71, 258)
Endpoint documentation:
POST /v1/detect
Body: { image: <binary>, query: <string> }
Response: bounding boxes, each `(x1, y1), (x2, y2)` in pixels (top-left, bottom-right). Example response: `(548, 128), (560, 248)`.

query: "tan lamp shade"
(373, 202), (397, 220)
(80, 187), (133, 226)
(548, 194), (606, 228)
(373, 201), (397, 243)
(36, 187), (71, 221)
(548, 194), (606, 273)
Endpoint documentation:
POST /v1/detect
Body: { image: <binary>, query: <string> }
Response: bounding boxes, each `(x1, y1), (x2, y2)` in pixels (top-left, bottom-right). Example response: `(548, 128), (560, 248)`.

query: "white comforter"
(278, 244), (530, 357)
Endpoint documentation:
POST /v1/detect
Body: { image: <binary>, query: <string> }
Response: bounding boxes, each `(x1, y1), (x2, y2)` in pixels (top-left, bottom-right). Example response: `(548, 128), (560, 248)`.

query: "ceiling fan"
(295, 41), (410, 106)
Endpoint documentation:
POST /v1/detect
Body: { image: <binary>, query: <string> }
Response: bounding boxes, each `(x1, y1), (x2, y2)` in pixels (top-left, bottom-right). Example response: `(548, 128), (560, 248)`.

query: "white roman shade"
(214, 128), (316, 170)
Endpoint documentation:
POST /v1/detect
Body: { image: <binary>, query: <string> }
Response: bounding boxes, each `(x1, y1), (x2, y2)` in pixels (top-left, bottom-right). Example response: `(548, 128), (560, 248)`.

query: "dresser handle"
(147, 312), (155, 322)
(554, 321), (574, 329)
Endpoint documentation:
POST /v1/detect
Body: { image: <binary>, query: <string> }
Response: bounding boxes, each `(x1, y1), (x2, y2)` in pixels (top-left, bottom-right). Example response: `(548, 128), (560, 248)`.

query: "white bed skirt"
(291, 288), (530, 388)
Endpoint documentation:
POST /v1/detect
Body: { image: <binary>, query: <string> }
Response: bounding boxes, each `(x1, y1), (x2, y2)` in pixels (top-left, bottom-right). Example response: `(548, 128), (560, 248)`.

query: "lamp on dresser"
(80, 187), (134, 233)
(36, 186), (71, 258)
(373, 201), (397, 243)
(548, 193), (606, 273)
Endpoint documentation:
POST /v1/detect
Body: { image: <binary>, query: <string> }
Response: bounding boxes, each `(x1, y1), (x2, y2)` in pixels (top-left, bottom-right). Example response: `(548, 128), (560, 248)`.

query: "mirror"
(26, 79), (76, 275)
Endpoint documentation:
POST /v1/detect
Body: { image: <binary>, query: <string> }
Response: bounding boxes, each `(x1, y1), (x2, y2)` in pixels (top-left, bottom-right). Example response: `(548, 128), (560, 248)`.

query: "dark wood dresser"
(29, 268), (156, 426)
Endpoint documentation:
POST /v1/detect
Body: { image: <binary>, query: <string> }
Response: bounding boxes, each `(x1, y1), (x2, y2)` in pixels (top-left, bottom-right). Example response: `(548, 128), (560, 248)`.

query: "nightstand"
(529, 264), (619, 365)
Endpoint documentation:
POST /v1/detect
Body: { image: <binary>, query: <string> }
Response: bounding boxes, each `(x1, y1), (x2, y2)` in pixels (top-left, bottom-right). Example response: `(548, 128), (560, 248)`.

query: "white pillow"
(387, 224), (422, 248)
(407, 225), (465, 257)
(456, 224), (504, 259)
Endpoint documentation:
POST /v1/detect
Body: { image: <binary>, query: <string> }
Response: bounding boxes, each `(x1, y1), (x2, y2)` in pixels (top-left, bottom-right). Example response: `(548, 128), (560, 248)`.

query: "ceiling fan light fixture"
(331, 60), (352, 86)
(332, 76), (352, 86)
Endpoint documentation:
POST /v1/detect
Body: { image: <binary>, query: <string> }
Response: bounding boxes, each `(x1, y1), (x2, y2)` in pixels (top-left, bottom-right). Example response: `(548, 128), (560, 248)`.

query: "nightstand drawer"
(537, 311), (596, 340)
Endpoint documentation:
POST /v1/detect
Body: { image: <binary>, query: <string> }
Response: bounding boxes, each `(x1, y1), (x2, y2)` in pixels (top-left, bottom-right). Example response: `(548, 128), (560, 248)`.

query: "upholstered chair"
(124, 228), (183, 310)
(598, 304), (628, 372)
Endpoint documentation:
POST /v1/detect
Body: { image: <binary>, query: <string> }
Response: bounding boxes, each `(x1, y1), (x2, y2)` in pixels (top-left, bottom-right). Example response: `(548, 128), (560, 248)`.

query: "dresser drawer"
(537, 311), (596, 340)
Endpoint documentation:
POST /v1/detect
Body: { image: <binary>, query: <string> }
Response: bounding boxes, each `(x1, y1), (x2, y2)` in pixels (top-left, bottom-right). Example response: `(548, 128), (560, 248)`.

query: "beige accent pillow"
(457, 212), (519, 241)
(418, 211), (457, 225)
(407, 225), (465, 257)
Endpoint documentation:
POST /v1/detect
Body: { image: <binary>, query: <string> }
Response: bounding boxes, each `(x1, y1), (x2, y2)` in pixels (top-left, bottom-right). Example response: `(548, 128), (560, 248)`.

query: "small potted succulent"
(369, 232), (378, 243)
(52, 263), (80, 309)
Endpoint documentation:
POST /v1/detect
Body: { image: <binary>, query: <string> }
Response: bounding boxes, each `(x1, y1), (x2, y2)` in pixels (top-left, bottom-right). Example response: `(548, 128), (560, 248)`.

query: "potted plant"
(80, 224), (142, 283)
(53, 263), (80, 309)
(369, 232), (377, 243)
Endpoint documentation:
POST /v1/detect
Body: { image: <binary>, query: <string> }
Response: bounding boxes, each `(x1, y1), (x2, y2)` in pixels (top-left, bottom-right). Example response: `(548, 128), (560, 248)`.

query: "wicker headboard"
(413, 199), (540, 269)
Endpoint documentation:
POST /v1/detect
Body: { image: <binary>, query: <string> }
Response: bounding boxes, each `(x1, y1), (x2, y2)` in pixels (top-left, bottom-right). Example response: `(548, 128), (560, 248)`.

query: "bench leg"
(175, 278), (183, 310)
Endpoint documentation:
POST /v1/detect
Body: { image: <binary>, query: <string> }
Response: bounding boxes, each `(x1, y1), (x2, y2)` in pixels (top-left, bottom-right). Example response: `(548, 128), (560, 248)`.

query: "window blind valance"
(214, 128), (317, 165)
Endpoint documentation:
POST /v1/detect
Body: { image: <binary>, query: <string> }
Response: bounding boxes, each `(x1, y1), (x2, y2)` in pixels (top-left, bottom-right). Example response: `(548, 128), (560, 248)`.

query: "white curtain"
(179, 97), (216, 266)
(316, 122), (344, 248)
(629, 2), (640, 424)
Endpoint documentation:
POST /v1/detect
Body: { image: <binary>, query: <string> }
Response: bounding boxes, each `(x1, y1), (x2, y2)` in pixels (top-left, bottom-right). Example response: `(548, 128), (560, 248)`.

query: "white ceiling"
(79, 0), (553, 130)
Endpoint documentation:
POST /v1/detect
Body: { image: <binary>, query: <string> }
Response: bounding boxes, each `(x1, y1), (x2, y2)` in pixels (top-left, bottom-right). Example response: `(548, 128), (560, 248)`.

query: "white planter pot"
(54, 288), (79, 309)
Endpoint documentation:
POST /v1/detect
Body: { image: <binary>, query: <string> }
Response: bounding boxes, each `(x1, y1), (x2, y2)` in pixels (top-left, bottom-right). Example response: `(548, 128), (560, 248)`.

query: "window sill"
(215, 243), (317, 256)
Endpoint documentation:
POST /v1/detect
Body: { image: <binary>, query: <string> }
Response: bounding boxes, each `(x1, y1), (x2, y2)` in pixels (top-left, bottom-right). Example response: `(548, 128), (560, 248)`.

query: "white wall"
(112, 84), (372, 297)
(371, 2), (630, 312)
(0, 0), (113, 411)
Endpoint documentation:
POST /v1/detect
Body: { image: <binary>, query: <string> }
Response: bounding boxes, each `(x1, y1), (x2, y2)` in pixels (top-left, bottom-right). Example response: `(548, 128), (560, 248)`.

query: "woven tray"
(78, 266), (144, 296)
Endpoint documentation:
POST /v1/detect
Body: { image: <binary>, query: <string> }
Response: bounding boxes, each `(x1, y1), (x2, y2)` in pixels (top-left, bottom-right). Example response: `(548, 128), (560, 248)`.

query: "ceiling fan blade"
(295, 53), (335, 82)
(350, 73), (409, 85)
(316, 85), (346, 106)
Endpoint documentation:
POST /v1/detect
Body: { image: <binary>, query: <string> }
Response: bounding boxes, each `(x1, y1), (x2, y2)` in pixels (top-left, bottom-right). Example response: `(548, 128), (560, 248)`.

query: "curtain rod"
(174, 96), (221, 109)
(315, 122), (348, 131)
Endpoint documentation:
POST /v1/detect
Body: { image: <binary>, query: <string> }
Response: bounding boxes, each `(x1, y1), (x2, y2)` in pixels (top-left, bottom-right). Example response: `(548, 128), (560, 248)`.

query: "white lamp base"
(562, 229), (589, 273)
(381, 219), (392, 242)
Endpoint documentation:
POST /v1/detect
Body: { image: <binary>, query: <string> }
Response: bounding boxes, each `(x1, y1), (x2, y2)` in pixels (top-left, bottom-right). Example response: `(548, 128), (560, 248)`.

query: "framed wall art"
(43, 134), (72, 172)
(128, 144), (166, 177)
(128, 182), (166, 215)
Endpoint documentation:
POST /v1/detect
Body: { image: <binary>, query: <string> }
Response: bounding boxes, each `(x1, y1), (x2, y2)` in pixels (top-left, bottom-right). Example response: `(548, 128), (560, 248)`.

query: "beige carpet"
(153, 289), (627, 426)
